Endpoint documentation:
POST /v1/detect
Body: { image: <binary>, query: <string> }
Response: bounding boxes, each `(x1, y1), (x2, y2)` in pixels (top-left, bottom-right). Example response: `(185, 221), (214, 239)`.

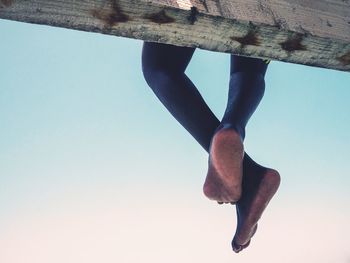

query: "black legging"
(141, 41), (269, 170)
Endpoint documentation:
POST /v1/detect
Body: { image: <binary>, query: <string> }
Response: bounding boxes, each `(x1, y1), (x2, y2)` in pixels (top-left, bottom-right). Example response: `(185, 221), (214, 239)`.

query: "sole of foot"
(203, 128), (244, 203)
(232, 168), (280, 253)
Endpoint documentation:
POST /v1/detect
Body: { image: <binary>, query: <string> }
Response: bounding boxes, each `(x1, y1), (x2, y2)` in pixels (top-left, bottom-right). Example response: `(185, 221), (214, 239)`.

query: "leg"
(223, 56), (280, 252)
(142, 44), (280, 251)
(204, 56), (268, 203)
(142, 42), (218, 151)
(232, 155), (280, 253)
(142, 42), (245, 202)
(222, 55), (269, 139)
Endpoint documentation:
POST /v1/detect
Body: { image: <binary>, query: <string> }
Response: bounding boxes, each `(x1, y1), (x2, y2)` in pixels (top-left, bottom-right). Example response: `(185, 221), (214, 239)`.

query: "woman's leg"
(204, 56), (269, 203)
(142, 41), (218, 152)
(142, 42), (247, 202)
(222, 56), (269, 139)
(233, 154), (280, 253)
(221, 55), (280, 252)
(142, 43), (280, 252)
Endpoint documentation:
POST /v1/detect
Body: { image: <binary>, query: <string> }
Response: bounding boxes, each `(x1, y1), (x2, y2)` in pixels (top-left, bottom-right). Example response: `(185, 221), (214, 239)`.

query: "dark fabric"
(141, 41), (269, 152)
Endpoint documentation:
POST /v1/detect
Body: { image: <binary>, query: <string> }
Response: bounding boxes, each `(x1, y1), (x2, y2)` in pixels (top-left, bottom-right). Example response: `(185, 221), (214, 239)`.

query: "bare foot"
(232, 161), (280, 253)
(203, 128), (244, 203)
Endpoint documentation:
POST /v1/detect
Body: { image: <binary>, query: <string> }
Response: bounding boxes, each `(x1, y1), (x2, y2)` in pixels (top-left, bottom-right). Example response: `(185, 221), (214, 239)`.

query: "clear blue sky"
(1, 20), (350, 263)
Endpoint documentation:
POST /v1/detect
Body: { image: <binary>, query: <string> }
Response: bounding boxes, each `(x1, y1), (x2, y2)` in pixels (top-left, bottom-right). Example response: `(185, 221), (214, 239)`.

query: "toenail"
(232, 241), (242, 253)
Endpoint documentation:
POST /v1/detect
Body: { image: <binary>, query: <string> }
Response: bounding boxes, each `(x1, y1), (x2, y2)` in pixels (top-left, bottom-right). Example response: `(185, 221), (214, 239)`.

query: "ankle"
(215, 123), (245, 141)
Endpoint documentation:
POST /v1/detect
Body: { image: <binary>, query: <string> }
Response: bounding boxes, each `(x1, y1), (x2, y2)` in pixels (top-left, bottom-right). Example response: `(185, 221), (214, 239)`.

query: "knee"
(142, 64), (174, 92)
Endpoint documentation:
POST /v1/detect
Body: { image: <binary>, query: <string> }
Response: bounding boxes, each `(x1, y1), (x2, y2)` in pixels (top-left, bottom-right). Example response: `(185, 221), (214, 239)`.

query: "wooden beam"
(1, 0), (350, 72)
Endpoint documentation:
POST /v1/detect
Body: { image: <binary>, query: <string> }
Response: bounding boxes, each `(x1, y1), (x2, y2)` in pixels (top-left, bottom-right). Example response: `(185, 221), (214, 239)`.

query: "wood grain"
(1, 0), (350, 71)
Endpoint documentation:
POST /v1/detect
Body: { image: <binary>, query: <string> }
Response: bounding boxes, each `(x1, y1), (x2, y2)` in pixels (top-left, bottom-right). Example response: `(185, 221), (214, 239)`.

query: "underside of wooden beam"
(1, 0), (350, 72)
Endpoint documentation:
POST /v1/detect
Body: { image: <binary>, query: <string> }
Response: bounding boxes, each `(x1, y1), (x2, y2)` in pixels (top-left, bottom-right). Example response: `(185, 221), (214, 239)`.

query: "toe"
(232, 241), (242, 253)
(232, 239), (250, 253)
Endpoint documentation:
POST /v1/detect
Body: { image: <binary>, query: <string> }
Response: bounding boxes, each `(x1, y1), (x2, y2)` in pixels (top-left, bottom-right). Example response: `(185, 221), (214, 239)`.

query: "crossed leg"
(204, 56), (271, 203)
(141, 42), (280, 252)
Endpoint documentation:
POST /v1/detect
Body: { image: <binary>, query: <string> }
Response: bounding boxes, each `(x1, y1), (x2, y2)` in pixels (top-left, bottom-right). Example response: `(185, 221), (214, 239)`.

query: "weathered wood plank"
(1, 0), (350, 72)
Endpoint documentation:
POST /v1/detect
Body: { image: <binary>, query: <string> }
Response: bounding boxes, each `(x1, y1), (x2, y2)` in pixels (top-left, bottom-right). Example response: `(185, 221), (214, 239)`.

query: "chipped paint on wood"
(0, 0), (349, 72)
(188, 6), (198, 25)
(145, 9), (175, 24)
(91, 0), (129, 29)
(0, 0), (13, 8)
(280, 33), (306, 52)
(231, 30), (261, 48)
(337, 51), (350, 66)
